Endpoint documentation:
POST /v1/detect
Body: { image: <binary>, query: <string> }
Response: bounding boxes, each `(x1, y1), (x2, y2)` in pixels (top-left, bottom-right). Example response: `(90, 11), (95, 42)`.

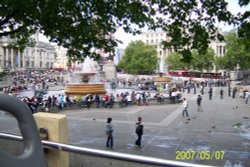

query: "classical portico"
(0, 34), (56, 72)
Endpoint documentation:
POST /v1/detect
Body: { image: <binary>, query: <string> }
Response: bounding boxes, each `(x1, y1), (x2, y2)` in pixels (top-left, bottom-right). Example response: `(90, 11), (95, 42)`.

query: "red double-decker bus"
(168, 70), (222, 79)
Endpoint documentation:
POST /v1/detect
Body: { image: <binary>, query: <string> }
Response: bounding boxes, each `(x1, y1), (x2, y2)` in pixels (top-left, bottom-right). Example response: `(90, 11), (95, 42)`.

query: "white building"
(54, 46), (68, 70)
(141, 30), (173, 73)
(141, 30), (172, 58)
(209, 40), (226, 57)
(0, 33), (56, 71)
(141, 30), (226, 72)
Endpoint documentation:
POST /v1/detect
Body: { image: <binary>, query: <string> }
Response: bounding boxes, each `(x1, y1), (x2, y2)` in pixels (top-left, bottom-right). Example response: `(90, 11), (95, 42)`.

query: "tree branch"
(0, 26), (24, 37)
(0, 11), (18, 27)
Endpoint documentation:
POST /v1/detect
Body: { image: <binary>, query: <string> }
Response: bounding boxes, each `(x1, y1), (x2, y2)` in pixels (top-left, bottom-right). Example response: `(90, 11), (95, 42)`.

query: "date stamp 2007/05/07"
(176, 150), (225, 160)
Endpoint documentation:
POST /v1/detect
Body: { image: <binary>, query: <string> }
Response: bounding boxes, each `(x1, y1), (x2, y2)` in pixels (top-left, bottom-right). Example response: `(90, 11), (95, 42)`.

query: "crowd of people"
(1, 70), (249, 115)
(1, 70), (65, 95)
(1, 71), (250, 151)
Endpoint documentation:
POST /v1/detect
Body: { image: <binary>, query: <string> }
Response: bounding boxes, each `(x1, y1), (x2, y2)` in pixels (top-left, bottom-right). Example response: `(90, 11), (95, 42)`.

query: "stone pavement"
(60, 86), (250, 167)
(0, 86), (250, 167)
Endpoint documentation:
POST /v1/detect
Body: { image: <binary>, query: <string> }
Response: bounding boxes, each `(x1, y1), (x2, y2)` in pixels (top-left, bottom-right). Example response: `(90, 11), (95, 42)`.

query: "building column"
(10, 48), (14, 70)
(34, 49), (38, 68)
(22, 49), (25, 68)
(6, 47), (9, 69)
(0, 48), (2, 68)
(18, 50), (21, 69)
(3, 47), (6, 68)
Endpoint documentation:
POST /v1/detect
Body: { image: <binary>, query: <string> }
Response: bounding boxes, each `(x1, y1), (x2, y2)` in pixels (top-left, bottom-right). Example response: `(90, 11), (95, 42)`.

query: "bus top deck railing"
(0, 132), (213, 167)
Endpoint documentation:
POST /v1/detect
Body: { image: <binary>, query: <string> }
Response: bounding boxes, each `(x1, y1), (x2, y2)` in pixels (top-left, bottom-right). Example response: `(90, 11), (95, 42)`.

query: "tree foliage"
(191, 48), (215, 72)
(118, 41), (157, 74)
(0, 0), (249, 62)
(166, 48), (215, 71)
(214, 56), (227, 71)
(216, 31), (250, 70)
(166, 52), (190, 70)
(237, 0), (250, 51)
(1, 0), (153, 61)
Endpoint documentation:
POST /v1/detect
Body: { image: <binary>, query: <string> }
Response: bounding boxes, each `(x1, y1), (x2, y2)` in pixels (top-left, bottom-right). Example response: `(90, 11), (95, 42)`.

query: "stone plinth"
(103, 62), (117, 81)
(34, 113), (69, 167)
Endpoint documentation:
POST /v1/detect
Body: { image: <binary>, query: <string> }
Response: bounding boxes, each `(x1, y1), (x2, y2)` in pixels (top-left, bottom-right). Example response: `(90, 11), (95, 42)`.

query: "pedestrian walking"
(245, 90), (249, 104)
(193, 86), (196, 94)
(220, 89), (224, 99)
(197, 95), (203, 112)
(135, 117), (143, 147)
(232, 87), (237, 99)
(106, 117), (114, 149)
(228, 86), (231, 97)
(182, 98), (189, 117)
(200, 85), (204, 95)
(187, 85), (190, 94)
(208, 87), (213, 100)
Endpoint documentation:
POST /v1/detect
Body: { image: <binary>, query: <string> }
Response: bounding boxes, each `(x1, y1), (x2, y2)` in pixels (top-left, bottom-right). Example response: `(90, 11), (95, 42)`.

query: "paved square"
(0, 87), (250, 166)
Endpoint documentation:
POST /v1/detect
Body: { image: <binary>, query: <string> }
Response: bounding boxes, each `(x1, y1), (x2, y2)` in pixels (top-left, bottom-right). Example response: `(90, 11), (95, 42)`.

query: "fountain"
(65, 57), (106, 96)
(154, 54), (172, 88)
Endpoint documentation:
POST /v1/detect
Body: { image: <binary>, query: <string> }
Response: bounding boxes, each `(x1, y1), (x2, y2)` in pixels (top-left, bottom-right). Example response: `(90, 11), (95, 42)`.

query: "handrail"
(0, 132), (213, 167)
(0, 94), (48, 167)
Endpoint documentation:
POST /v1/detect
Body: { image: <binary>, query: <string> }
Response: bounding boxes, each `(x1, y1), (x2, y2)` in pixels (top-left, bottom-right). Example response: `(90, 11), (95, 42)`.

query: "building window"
(46, 62), (49, 68)
(151, 39), (154, 43)
(159, 51), (162, 55)
(26, 61), (29, 68)
(40, 61), (42, 68)
(31, 61), (34, 67)
(51, 62), (53, 68)
(219, 46), (223, 56)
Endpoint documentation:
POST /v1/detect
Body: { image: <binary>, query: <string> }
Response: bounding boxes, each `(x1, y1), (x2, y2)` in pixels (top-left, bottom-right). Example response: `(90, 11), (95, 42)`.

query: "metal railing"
(0, 132), (213, 167)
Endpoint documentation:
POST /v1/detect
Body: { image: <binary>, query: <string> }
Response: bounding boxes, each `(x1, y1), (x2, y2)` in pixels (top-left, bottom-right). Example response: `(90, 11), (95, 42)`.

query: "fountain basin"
(65, 83), (106, 96)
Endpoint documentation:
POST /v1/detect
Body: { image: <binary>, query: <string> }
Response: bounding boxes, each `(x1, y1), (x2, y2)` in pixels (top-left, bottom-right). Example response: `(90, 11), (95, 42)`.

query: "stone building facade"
(140, 30), (226, 72)
(0, 33), (56, 72)
(53, 46), (68, 70)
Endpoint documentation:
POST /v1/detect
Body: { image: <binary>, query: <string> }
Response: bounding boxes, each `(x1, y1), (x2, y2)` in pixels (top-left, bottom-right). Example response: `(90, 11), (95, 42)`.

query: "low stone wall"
(38, 97), (181, 112)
